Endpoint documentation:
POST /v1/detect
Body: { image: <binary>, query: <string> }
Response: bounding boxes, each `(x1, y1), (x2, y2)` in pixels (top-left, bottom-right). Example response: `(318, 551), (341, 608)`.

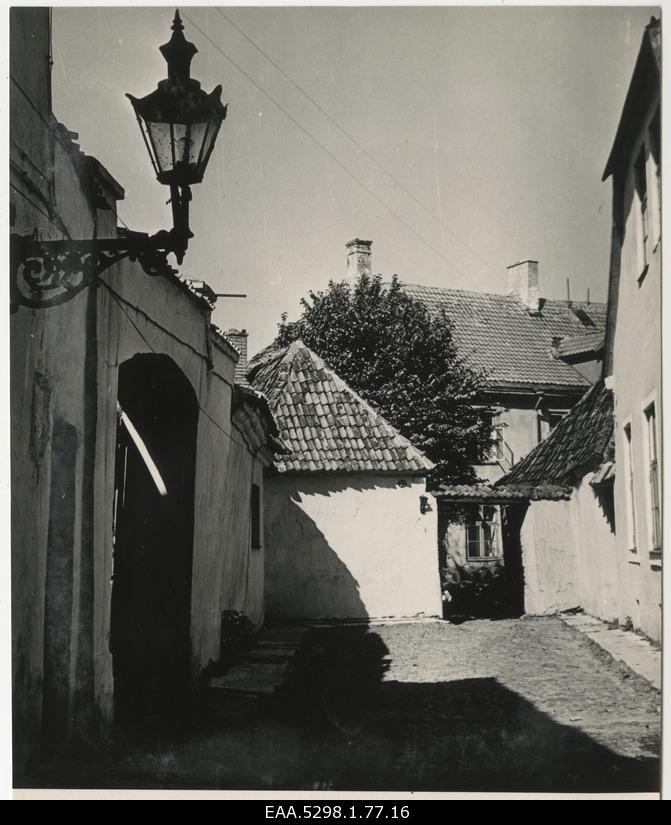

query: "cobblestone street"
(34, 617), (660, 793)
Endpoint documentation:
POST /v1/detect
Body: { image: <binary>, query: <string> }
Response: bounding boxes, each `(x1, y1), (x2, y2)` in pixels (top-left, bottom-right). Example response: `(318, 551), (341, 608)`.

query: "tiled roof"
(498, 380), (614, 492)
(231, 383), (286, 454)
(399, 282), (607, 388)
(555, 330), (604, 359)
(247, 340), (433, 474)
(434, 483), (570, 502)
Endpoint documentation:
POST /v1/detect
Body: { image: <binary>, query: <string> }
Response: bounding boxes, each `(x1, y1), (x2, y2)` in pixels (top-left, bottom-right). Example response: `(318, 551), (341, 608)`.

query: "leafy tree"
(275, 273), (493, 487)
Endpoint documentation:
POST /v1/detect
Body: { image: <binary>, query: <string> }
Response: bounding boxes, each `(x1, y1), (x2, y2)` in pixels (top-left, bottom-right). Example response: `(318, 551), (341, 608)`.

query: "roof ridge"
(398, 280), (606, 308)
(287, 341), (432, 467)
(248, 338), (433, 473)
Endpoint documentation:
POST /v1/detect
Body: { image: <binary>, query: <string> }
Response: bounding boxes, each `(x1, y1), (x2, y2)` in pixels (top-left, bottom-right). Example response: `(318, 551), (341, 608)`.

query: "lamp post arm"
(169, 184), (194, 265)
(10, 229), (183, 311)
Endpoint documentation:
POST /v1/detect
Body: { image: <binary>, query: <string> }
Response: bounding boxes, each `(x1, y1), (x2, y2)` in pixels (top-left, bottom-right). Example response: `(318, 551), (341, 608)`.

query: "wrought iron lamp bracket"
(10, 229), (182, 311)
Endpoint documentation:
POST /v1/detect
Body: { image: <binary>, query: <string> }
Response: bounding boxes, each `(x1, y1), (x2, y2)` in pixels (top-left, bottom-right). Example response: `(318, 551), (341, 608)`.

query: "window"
(465, 505), (500, 560)
(649, 108), (661, 247)
(634, 145), (649, 276)
(251, 483), (261, 550)
(644, 403), (661, 553)
(538, 409), (567, 442)
(623, 423), (637, 551)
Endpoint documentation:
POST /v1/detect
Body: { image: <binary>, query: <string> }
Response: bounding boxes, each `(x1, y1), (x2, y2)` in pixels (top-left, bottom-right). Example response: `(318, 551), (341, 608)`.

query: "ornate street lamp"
(10, 10), (226, 309)
(127, 10), (226, 264)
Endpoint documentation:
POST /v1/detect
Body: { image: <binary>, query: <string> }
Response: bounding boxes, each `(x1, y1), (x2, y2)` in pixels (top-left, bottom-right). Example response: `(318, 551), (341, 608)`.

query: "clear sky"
(51, 4), (658, 356)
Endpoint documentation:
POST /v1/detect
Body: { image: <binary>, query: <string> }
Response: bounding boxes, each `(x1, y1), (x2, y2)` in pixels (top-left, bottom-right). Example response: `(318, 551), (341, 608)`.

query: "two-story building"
(493, 17), (661, 641)
(342, 240), (607, 614)
(601, 15), (661, 639)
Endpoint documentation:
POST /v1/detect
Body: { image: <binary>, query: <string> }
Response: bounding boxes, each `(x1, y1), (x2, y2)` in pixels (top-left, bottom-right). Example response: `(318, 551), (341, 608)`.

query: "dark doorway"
(111, 354), (198, 727)
(500, 504), (527, 617)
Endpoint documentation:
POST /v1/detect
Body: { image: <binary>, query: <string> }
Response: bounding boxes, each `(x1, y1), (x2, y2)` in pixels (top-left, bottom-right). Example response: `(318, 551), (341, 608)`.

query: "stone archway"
(110, 353), (198, 727)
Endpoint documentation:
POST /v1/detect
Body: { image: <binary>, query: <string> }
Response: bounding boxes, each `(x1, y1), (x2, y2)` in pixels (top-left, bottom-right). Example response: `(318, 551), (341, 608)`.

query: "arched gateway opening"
(111, 354), (198, 726)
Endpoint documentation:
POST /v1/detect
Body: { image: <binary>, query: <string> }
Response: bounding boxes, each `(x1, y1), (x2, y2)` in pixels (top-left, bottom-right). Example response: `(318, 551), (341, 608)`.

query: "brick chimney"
(227, 328), (248, 383)
(507, 259), (540, 314)
(346, 238), (372, 280)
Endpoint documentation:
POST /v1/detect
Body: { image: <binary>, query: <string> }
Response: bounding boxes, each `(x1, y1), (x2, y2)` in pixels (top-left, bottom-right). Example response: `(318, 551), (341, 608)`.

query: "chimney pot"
(227, 328), (249, 383)
(507, 259), (540, 313)
(346, 238), (372, 281)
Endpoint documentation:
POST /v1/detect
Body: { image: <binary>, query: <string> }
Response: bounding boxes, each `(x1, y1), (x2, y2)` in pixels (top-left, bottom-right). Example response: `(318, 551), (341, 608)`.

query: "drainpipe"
(534, 391), (546, 444)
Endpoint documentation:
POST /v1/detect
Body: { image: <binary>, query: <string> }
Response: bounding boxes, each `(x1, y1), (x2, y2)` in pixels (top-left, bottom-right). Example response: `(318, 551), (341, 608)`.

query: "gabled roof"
(603, 16), (661, 180)
(399, 282), (607, 388)
(497, 380), (614, 493)
(247, 340), (433, 475)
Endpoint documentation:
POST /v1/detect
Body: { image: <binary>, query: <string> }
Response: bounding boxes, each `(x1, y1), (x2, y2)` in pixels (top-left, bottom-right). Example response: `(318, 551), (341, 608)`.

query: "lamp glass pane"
(146, 121), (175, 174)
(188, 121), (208, 166)
(172, 123), (189, 165)
(200, 114), (222, 171)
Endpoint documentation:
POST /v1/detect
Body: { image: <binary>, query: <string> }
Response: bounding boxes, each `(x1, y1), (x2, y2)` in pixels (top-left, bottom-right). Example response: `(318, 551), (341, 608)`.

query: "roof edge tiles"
(497, 380), (614, 493)
(248, 339), (434, 475)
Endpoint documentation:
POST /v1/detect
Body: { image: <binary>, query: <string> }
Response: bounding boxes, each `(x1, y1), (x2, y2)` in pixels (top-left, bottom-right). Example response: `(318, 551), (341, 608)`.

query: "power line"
(182, 10), (469, 277)
(100, 279), (257, 453)
(215, 7), (500, 280)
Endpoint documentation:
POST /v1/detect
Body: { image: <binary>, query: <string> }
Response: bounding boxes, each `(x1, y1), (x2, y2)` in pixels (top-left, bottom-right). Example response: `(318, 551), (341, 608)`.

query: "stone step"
(238, 648), (296, 663)
(209, 661), (291, 695)
(260, 626), (307, 644)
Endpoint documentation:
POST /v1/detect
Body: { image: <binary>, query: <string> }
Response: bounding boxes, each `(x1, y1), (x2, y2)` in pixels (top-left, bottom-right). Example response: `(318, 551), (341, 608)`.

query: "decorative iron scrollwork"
(10, 231), (180, 310)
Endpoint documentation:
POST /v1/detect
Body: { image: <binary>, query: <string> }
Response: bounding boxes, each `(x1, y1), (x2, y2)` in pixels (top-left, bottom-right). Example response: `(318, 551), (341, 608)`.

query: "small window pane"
(251, 483), (261, 550)
(466, 523), (481, 559)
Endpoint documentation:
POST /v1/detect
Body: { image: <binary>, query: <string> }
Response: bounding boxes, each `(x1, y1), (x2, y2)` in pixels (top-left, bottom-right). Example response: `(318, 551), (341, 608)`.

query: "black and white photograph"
(5, 2), (664, 799)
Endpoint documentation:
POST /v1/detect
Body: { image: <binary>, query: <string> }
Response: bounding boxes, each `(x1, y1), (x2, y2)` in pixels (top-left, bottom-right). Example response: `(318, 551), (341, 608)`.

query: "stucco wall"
(93, 261), (269, 723)
(609, 91), (662, 641)
(475, 390), (581, 479)
(572, 477), (619, 622)
(10, 7), (272, 764)
(520, 479), (617, 619)
(264, 474), (441, 620)
(520, 499), (581, 615)
(11, 10), (112, 758)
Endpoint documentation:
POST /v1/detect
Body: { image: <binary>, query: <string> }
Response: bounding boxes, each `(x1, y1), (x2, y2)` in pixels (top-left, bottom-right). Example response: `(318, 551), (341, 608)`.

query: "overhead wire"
(214, 6), (500, 280)
(182, 10), (473, 278)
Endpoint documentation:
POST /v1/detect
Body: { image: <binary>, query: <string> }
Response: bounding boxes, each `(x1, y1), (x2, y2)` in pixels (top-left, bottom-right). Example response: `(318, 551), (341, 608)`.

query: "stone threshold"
(560, 613), (661, 690)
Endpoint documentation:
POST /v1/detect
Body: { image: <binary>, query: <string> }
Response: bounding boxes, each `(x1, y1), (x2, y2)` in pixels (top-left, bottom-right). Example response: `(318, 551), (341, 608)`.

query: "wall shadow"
(25, 625), (659, 793)
(270, 626), (659, 793)
(268, 494), (370, 620)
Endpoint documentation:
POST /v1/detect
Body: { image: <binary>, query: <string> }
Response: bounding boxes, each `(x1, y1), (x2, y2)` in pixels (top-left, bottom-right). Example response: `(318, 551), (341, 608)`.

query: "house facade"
(248, 340), (443, 621)
(10, 7), (279, 779)
(342, 240), (606, 613)
(497, 381), (618, 620)
(602, 16), (661, 640)
(493, 17), (661, 642)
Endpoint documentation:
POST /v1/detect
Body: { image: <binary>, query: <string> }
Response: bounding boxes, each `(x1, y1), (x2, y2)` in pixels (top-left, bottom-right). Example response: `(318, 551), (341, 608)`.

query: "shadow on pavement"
(22, 625), (660, 793)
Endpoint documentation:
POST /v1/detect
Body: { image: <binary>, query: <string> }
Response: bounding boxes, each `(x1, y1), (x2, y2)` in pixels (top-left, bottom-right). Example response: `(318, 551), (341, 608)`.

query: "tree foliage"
(275, 274), (493, 486)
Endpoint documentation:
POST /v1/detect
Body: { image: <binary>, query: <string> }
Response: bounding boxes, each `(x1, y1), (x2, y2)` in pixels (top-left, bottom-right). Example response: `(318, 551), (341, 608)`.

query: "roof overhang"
(603, 19), (661, 180)
(434, 483), (571, 503)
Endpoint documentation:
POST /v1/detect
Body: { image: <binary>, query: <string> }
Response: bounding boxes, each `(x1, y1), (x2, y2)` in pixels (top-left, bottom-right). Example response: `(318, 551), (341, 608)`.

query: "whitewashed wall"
(264, 474), (442, 620)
